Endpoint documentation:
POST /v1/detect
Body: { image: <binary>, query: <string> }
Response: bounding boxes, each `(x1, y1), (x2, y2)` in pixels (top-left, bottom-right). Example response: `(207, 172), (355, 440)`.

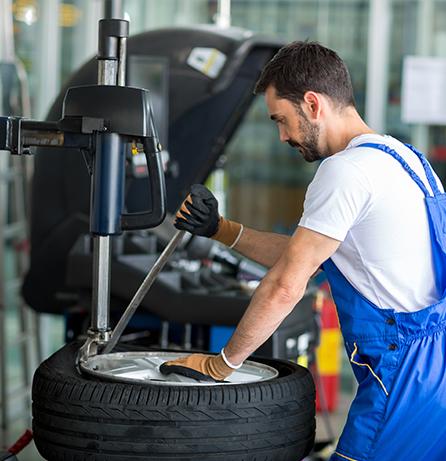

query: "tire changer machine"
(17, 19), (320, 365)
(2, 19), (319, 378)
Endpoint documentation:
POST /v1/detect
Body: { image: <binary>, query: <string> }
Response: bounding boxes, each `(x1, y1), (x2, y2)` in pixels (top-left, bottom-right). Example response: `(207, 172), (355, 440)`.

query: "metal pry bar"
(101, 229), (186, 354)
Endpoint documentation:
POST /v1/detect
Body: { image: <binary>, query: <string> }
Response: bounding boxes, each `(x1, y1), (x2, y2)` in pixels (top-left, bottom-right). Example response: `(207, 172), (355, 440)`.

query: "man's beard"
(288, 110), (327, 162)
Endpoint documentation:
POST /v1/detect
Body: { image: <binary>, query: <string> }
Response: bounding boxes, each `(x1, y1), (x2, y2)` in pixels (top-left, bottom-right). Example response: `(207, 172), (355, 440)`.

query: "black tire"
(32, 342), (315, 461)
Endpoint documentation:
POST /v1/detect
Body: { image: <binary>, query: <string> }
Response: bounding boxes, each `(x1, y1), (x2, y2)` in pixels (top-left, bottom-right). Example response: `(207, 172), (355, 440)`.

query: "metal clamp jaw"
(77, 329), (112, 364)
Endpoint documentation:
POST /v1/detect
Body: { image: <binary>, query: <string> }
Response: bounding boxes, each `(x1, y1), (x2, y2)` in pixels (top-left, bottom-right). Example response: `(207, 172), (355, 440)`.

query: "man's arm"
(232, 227), (290, 268)
(161, 226), (340, 380)
(224, 226), (340, 365)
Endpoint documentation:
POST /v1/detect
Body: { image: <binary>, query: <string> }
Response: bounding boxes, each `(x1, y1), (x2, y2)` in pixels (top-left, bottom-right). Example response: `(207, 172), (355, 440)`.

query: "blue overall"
(324, 143), (446, 461)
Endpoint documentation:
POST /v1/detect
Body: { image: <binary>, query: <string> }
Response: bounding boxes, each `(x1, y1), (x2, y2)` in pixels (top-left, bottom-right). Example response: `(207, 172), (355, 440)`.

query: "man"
(161, 41), (446, 461)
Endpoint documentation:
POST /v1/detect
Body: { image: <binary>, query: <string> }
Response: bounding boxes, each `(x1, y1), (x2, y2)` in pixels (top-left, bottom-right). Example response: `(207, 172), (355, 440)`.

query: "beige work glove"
(174, 184), (243, 247)
(160, 353), (234, 382)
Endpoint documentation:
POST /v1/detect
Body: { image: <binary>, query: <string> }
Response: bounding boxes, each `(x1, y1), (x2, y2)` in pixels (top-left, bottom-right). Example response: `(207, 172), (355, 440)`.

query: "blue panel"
(209, 325), (235, 353)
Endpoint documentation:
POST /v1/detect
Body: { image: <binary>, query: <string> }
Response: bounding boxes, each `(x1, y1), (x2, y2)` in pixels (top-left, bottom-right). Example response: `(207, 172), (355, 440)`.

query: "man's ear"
(302, 91), (322, 120)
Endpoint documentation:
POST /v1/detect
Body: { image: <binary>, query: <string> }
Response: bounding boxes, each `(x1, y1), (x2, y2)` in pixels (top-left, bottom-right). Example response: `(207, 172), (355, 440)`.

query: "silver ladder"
(0, 0), (42, 440)
(0, 152), (42, 437)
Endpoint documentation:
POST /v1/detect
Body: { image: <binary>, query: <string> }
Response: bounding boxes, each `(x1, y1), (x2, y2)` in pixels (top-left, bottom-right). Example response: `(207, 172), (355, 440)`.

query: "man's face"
(265, 85), (326, 162)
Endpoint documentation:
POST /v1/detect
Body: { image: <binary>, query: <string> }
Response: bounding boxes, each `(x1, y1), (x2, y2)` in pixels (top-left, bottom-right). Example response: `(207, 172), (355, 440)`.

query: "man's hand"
(175, 184), (292, 267)
(175, 184), (220, 237)
(175, 184), (243, 247)
(160, 353), (234, 381)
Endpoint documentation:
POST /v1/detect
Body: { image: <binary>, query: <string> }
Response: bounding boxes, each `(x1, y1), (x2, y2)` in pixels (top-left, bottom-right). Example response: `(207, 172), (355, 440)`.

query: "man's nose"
(278, 127), (289, 143)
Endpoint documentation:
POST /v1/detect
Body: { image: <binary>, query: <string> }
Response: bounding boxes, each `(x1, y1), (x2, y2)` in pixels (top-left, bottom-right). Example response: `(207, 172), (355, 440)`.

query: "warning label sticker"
(187, 47), (227, 79)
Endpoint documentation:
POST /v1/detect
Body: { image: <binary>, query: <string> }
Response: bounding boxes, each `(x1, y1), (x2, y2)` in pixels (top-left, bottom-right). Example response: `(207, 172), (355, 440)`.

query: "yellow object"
(335, 451), (360, 461)
(131, 141), (144, 156)
(315, 290), (324, 311)
(316, 329), (341, 375)
(13, 0), (38, 25)
(297, 355), (309, 368)
(59, 3), (81, 28)
(350, 342), (388, 396)
(203, 49), (221, 76)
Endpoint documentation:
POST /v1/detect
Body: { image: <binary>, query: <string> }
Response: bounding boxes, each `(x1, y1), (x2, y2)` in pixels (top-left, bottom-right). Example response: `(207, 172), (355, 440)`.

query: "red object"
(431, 146), (446, 161)
(13, 239), (30, 253)
(313, 282), (341, 413)
(7, 430), (33, 454)
(316, 374), (339, 413)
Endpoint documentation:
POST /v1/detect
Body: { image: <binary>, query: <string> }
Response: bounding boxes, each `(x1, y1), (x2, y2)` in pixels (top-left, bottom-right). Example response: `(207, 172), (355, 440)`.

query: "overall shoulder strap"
(358, 142), (433, 197)
(404, 143), (442, 196)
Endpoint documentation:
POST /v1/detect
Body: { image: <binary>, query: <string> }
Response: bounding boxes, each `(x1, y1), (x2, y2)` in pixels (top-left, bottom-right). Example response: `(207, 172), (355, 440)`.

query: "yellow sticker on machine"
(187, 47), (227, 79)
(316, 329), (341, 375)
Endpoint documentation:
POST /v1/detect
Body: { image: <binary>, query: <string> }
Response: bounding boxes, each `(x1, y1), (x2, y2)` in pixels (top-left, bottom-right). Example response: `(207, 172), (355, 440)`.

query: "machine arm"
(0, 116), (94, 155)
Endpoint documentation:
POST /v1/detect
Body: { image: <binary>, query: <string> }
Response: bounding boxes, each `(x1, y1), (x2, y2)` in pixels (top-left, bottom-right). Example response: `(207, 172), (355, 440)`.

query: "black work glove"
(174, 184), (220, 237)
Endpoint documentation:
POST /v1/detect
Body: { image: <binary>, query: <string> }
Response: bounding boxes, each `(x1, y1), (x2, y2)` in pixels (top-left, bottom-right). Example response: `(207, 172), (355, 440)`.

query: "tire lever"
(101, 229), (186, 355)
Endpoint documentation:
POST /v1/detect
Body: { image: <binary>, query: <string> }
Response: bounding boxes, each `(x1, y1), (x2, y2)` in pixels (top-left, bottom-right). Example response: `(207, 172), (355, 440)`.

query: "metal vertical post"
(84, 19), (129, 353)
(72, 0), (103, 72)
(91, 34), (118, 339)
(118, 37), (127, 86)
(412, 0), (434, 153)
(35, 0), (61, 119)
(212, 0), (232, 217)
(104, 0), (123, 19)
(216, 0), (231, 28)
(0, 0), (14, 61)
(365, 0), (392, 134)
(160, 322), (169, 349)
(91, 237), (112, 333)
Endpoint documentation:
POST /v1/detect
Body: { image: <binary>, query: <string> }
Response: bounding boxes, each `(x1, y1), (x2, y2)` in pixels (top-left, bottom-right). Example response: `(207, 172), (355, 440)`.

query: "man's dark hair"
(255, 41), (355, 108)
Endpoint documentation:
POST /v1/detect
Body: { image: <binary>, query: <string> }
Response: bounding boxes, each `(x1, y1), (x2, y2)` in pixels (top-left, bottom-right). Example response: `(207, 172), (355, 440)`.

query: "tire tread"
(32, 342), (315, 461)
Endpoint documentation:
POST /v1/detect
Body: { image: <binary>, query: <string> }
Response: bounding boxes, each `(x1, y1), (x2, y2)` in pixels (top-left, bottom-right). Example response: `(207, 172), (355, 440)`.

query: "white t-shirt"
(298, 133), (444, 313)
